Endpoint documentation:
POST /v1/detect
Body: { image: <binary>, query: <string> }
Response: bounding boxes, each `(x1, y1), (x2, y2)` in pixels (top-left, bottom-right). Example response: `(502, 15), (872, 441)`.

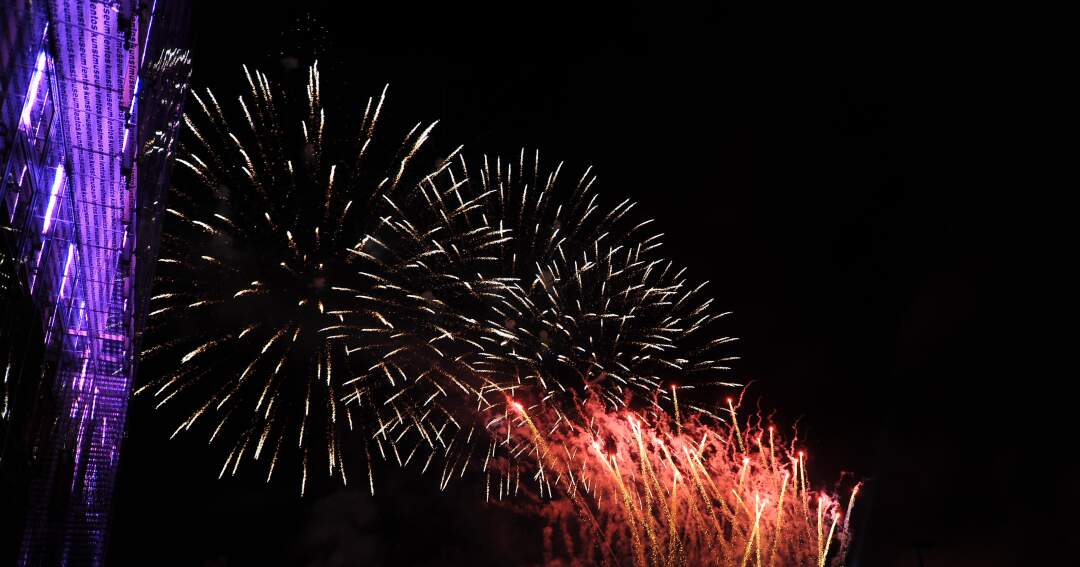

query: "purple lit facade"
(0, 1), (190, 564)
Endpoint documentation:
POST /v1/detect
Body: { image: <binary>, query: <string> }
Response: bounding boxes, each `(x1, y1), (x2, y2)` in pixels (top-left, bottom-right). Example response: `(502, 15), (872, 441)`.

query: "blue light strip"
(44, 243), (76, 346)
(58, 243), (75, 300)
(41, 164), (64, 235)
(19, 52), (47, 128)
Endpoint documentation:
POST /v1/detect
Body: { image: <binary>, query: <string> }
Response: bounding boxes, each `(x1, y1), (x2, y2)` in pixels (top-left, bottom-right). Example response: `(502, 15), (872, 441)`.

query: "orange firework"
(494, 396), (858, 567)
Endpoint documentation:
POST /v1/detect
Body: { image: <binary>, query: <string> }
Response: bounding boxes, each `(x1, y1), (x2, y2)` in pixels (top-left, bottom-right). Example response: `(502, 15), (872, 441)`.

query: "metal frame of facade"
(0, 1), (190, 564)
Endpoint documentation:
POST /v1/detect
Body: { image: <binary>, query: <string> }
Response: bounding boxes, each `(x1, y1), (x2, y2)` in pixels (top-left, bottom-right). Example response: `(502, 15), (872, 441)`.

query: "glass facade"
(0, 1), (190, 564)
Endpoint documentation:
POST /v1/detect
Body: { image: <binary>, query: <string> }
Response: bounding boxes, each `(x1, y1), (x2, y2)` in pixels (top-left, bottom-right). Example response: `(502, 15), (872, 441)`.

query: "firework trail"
(498, 395), (858, 567)
(138, 62), (509, 494)
(455, 150), (741, 424)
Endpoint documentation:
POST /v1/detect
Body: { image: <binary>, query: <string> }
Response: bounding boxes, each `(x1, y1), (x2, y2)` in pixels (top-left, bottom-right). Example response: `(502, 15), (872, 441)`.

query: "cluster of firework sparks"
(138, 61), (858, 565)
(501, 397), (858, 566)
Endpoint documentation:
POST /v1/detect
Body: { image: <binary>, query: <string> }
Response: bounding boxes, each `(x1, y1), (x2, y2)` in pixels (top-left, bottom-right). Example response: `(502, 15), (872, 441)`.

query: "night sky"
(105, 2), (1055, 566)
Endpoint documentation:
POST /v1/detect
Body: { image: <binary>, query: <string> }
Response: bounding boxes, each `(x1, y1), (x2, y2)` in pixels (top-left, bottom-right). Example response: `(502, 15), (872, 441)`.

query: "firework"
(456, 150), (740, 423)
(499, 395), (859, 567)
(138, 62), (508, 493)
(311, 150), (745, 494)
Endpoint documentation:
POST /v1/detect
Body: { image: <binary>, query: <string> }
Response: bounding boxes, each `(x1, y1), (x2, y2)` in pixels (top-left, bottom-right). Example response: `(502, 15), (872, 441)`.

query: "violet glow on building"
(0, 1), (191, 564)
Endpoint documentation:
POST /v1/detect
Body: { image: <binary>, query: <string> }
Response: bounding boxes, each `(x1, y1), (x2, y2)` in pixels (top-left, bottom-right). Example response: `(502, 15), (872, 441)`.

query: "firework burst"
(320, 150), (746, 495)
(498, 395), (858, 567)
(139, 63), (508, 493)
(457, 150), (740, 424)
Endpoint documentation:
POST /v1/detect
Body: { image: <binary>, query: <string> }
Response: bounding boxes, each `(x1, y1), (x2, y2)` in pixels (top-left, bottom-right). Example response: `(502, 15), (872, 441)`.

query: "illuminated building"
(0, 1), (191, 564)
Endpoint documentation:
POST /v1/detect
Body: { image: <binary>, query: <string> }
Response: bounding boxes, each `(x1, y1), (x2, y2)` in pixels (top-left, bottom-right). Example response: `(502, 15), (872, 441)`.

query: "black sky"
(106, 2), (1054, 566)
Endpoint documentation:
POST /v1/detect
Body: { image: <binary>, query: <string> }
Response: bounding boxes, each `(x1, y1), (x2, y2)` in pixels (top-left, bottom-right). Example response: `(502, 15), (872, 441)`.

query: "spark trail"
(498, 396), (858, 567)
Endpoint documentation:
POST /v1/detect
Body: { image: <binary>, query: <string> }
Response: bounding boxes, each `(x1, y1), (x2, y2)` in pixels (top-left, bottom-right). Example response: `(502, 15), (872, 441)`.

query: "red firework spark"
(485, 395), (858, 567)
